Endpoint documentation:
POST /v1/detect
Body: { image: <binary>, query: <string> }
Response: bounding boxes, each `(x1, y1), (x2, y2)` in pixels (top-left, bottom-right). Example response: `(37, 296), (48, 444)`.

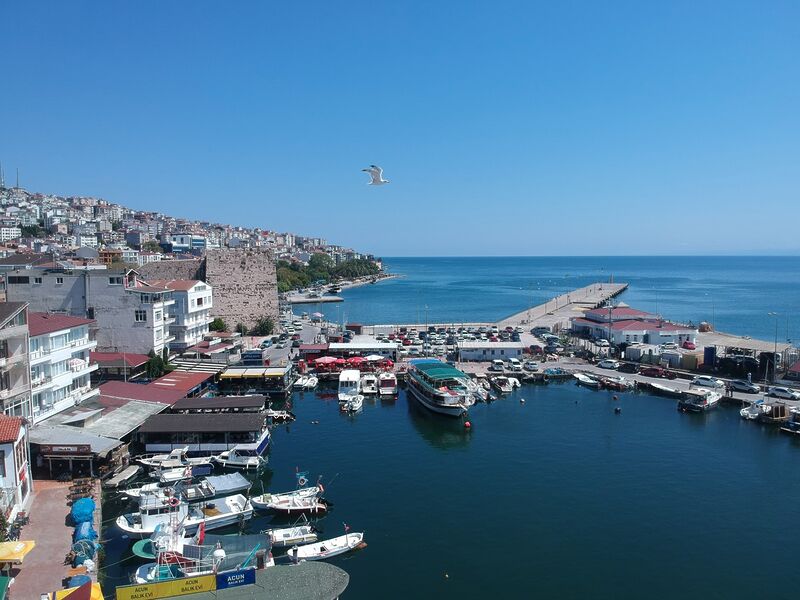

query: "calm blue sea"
(310, 256), (800, 343)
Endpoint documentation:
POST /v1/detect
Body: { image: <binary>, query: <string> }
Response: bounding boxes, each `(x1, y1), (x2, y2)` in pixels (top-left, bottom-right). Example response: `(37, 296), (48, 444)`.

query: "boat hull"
(406, 382), (468, 417)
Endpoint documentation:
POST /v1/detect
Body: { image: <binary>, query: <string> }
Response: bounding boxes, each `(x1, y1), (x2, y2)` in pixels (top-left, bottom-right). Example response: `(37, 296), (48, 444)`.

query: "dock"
(287, 294), (343, 304)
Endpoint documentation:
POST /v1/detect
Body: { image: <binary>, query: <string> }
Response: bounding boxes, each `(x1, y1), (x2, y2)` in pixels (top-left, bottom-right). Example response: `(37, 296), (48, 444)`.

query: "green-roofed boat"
(406, 359), (475, 417)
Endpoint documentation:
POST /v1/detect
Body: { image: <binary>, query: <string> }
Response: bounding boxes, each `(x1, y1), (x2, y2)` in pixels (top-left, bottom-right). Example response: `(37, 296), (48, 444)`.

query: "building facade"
(0, 303), (32, 418)
(0, 415), (32, 520)
(28, 313), (99, 423)
(146, 279), (213, 352)
(571, 306), (697, 346)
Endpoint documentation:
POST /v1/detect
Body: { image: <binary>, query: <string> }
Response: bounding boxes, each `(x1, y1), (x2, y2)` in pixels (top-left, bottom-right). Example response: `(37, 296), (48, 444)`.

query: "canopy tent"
(365, 355), (385, 362)
(311, 312), (325, 318)
(0, 540), (35, 564)
(50, 581), (105, 600)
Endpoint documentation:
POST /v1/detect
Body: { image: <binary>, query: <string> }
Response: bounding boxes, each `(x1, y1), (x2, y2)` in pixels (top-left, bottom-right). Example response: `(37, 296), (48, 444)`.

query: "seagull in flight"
(362, 164), (390, 185)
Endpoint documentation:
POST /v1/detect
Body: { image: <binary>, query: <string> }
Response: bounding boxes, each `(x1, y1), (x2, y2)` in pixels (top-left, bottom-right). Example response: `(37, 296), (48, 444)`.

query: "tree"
(20, 224), (44, 238)
(111, 220), (123, 231)
(142, 240), (162, 253)
(235, 323), (248, 335)
(251, 315), (275, 336)
(146, 349), (169, 378)
(209, 317), (227, 332)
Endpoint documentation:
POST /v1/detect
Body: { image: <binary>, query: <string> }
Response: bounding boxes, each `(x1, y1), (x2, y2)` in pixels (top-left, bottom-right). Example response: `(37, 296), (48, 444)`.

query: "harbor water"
(102, 381), (800, 599)
(311, 256), (800, 343)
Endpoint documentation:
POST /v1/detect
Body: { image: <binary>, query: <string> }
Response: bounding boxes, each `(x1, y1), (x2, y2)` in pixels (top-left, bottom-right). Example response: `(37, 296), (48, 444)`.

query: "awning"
(51, 582), (104, 600)
(219, 371), (246, 379)
(0, 576), (9, 600)
(0, 540), (35, 564)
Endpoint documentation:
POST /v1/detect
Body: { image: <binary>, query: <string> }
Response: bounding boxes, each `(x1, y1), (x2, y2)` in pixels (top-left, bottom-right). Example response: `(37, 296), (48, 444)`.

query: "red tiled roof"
(0, 415), (22, 444)
(28, 312), (95, 337)
(150, 371), (213, 392)
(90, 351), (150, 368)
(99, 381), (186, 406)
(584, 307), (655, 319)
(145, 279), (202, 291)
(789, 362), (800, 374)
(572, 317), (695, 333)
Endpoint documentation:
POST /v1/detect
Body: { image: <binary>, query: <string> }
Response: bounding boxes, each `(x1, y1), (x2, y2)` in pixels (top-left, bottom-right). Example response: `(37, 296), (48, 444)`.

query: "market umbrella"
(314, 356), (337, 364)
(0, 541), (35, 565)
(334, 358), (347, 364)
(365, 355), (385, 362)
(348, 356), (366, 363)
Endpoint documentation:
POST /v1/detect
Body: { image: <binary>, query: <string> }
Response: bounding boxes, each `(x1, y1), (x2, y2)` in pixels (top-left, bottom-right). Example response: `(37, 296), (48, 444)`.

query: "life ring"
(168, 497), (180, 507)
(297, 476), (308, 487)
(542, 375), (550, 384)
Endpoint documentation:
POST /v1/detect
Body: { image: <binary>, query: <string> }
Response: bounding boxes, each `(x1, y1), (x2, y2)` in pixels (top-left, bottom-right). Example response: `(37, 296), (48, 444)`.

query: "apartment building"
(145, 280), (212, 351)
(0, 302), (32, 418)
(28, 312), (99, 423)
(0, 415), (32, 519)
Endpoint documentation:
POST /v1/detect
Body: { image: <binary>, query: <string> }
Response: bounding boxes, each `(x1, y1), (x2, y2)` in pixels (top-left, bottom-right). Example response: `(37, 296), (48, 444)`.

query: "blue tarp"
(70, 497), (96, 524)
(73, 521), (98, 542)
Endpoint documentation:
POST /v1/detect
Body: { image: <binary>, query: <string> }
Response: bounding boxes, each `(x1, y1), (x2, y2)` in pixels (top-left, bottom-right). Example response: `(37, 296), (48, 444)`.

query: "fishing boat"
(303, 376), (319, 390)
(250, 485), (321, 509)
(251, 492), (329, 515)
(678, 388), (722, 412)
(341, 394), (363, 412)
(378, 372), (398, 395)
(263, 523), (318, 547)
(360, 373), (379, 395)
(137, 447), (216, 470)
(405, 359), (475, 417)
(287, 531), (364, 561)
(740, 400), (767, 420)
(213, 427), (270, 470)
(116, 491), (253, 538)
(573, 373), (601, 388)
(648, 382), (683, 398)
(293, 376), (309, 389)
(124, 467), (225, 500)
(338, 369), (361, 405)
(490, 376), (514, 394)
(599, 375), (634, 391)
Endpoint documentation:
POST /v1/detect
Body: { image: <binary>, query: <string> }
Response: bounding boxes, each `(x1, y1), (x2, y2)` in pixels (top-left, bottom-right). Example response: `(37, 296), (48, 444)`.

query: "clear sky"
(1, 1), (798, 256)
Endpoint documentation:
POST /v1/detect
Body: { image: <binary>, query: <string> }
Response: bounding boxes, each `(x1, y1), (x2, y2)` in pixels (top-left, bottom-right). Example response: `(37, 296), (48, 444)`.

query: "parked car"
(490, 359), (505, 372)
(508, 358), (523, 372)
(595, 338), (610, 347)
(523, 360), (539, 371)
(691, 375), (725, 389)
(291, 340), (301, 348)
(729, 380), (760, 394)
(544, 344), (562, 354)
(597, 359), (620, 370)
(530, 344), (543, 354)
(767, 386), (800, 400)
(640, 366), (677, 379)
(682, 341), (697, 350)
(618, 363), (639, 374)
(661, 342), (678, 350)
(531, 326), (551, 336)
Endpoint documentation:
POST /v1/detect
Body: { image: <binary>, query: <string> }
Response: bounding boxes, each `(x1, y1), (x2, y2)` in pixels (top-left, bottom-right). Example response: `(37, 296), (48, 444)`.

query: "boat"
(338, 369), (361, 405)
(103, 465), (141, 489)
(600, 376), (634, 391)
(287, 532), (364, 561)
(573, 373), (601, 388)
(116, 491), (253, 538)
(490, 376), (514, 394)
(251, 493), (329, 515)
(341, 394), (363, 412)
(740, 400), (767, 420)
(360, 373), (379, 395)
(263, 523), (318, 547)
(213, 427), (270, 470)
(648, 382), (683, 398)
(508, 377), (521, 389)
(378, 372), (398, 395)
(129, 473), (252, 505)
(303, 376), (319, 390)
(780, 412), (800, 435)
(250, 485), (321, 510)
(293, 376), (309, 389)
(124, 465), (214, 499)
(405, 359), (475, 417)
(137, 447), (217, 470)
(265, 408), (296, 423)
(678, 388), (722, 412)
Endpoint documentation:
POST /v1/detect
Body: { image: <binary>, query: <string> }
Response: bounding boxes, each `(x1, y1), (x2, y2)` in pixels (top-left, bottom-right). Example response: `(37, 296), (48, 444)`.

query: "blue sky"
(1, 1), (798, 256)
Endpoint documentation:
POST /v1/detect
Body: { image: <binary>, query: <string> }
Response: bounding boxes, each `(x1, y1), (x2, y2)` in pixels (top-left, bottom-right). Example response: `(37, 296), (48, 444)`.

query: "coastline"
(337, 272), (401, 291)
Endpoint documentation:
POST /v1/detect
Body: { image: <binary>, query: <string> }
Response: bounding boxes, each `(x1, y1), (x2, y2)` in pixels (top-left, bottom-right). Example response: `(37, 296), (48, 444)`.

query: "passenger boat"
(138, 447), (217, 470)
(648, 382), (683, 398)
(287, 532), (364, 561)
(213, 427), (270, 470)
(251, 492), (329, 515)
(678, 388), (721, 412)
(378, 372), (398, 395)
(573, 373), (601, 389)
(490, 376), (514, 394)
(303, 376), (319, 390)
(360, 373), (379, 395)
(293, 376), (309, 389)
(263, 523), (318, 547)
(405, 359), (475, 417)
(338, 369), (361, 405)
(116, 491), (253, 538)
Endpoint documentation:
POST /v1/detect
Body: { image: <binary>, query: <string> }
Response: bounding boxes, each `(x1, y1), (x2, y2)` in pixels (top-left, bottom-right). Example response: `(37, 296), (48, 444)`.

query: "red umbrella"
(314, 356), (337, 364)
(348, 356), (366, 364)
(334, 358), (347, 364)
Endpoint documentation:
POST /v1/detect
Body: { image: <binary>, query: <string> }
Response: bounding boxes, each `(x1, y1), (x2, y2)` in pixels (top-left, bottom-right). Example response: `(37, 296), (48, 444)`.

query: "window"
(154, 311), (162, 321)
(155, 327), (163, 341)
(7, 276), (29, 284)
(56, 277), (64, 285)
(34, 277), (42, 285)
(87, 307), (95, 319)
(135, 310), (147, 323)
(108, 276), (123, 285)
(196, 297), (204, 307)
(0, 451), (5, 477)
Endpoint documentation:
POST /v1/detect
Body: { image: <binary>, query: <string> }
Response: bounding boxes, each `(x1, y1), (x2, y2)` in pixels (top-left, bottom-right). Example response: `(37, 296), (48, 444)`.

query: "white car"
(767, 386), (800, 400)
(596, 339), (610, 347)
(597, 359), (620, 370)
(523, 360), (539, 372)
(692, 375), (725, 389)
(661, 342), (678, 350)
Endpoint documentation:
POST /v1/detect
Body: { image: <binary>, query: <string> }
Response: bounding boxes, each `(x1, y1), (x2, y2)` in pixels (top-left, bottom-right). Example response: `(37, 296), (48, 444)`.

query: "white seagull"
(362, 164), (390, 185)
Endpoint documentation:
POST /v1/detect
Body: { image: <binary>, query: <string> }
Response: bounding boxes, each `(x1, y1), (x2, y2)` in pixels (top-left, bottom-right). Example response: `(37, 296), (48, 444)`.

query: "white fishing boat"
(508, 377), (521, 389)
(287, 532), (364, 561)
(293, 375), (309, 389)
(251, 491), (328, 515)
(406, 359), (474, 417)
(573, 373), (601, 389)
(740, 400), (767, 420)
(213, 427), (270, 470)
(378, 372), (398, 395)
(649, 382), (683, 398)
(138, 447), (216, 470)
(303, 376), (319, 390)
(250, 485), (320, 509)
(124, 466), (214, 499)
(678, 388), (722, 412)
(491, 376), (514, 394)
(360, 373), (378, 395)
(263, 524), (318, 547)
(341, 395), (363, 412)
(116, 491), (253, 538)
(338, 369), (361, 405)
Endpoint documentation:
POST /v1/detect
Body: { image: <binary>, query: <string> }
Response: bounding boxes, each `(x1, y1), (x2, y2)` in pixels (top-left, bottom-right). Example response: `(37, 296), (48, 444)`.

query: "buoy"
(464, 421), (471, 429)
(613, 395), (618, 401)
(445, 573), (449, 579)
(520, 398), (526, 403)
(614, 407), (622, 414)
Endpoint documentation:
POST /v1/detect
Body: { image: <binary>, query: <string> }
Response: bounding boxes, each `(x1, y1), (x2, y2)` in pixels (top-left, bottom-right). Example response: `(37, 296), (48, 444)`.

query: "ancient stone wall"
(137, 258), (203, 281)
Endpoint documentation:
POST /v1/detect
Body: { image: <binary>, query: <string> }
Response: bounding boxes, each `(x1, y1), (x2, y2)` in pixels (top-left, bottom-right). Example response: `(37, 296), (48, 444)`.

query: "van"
(508, 358), (522, 371)
(490, 359), (505, 372)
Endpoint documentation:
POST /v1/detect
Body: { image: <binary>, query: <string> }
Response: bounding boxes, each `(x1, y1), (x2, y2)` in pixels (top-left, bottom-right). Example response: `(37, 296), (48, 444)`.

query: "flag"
(197, 521), (206, 545)
(318, 481), (325, 493)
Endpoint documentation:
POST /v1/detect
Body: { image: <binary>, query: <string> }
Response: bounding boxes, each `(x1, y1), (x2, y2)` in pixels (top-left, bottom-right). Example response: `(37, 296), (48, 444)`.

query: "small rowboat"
(287, 532), (364, 561)
(263, 524), (318, 547)
(573, 373), (601, 388)
(251, 491), (328, 514)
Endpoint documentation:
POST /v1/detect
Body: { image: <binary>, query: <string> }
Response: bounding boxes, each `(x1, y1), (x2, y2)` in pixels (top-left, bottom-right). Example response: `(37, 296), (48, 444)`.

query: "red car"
(489, 336), (499, 342)
(682, 341), (696, 350)
(291, 334), (301, 341)
(402, 338), (412, 346)
(640, 366), (677, 379)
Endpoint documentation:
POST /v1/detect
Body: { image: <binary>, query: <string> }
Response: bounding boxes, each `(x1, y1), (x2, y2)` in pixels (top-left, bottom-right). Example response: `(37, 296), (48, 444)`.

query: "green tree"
(142, 240), (163, 253)
(20, 224), (44, 238)
(209, 317), (227, 332)
(251, 315), (275, 336)
(235, 323), (249, 335)
(111, 220), (123, 231)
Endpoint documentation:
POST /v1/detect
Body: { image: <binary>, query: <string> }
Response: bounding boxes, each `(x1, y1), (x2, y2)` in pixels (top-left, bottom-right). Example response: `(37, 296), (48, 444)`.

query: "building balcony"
(0, 325), (28, 340)
(0, 381), (29, 401)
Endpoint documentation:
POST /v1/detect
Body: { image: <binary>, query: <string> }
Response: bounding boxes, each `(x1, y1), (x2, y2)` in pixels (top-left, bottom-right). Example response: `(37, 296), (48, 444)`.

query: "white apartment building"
(5, 267), (175, 356)
(0, 415), (32, 520)
(0, 303), (32, 418)
(146, 280), (212, 351)
(28, 312), (99, 423)
(0, 227), (21, 242)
